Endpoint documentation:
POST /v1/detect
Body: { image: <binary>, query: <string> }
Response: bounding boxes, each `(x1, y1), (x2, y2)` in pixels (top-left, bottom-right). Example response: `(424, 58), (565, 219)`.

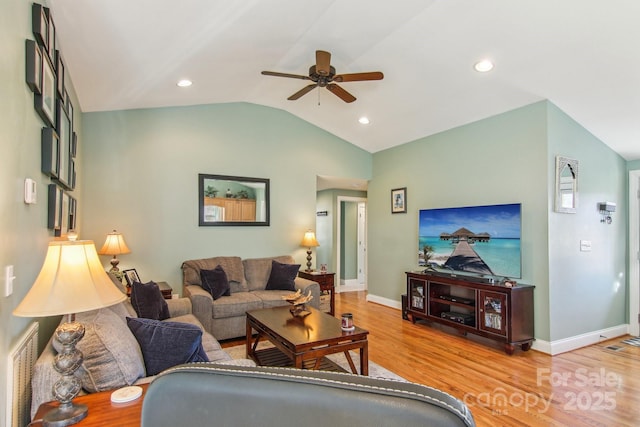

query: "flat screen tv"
(418, 203), (522, 279)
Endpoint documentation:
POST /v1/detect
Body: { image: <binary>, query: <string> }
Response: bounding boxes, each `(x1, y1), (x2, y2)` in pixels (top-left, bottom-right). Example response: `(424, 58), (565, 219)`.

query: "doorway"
(629, 170), (640, 336)
(336, 196), (367, 293)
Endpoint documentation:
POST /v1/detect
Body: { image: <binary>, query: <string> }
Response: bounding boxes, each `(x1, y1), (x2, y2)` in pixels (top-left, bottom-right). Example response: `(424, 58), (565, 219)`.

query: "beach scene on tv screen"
(418, 203), (521, 278)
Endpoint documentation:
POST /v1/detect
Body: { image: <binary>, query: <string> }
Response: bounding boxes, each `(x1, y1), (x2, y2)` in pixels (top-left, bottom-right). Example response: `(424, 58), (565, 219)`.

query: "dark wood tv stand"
(406, 271), (534, 355)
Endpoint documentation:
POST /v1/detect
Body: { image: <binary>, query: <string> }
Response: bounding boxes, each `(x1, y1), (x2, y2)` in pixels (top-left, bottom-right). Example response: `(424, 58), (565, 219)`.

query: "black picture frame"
(68, 196), (77, 231)
(198, 174), (270, 226)
(391, 187), (407, 214)
(32, 4), (48, 50)
(47, 184), (62, 232)
(47, 8), (55, 61)
(34, 53), (56, 127)
(57, 191), (70, 237)
(25, 40), (42, 94)
(56, 50), (65, 97)
(41, 127), (59, 178)
(56, 100), (71, 189)
(123, 269), (141, 286)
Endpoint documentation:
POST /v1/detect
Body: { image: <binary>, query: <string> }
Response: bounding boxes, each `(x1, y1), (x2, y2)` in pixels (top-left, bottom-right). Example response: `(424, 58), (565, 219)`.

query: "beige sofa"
(30, 296), (254, 418)
(182, 255), (321, 340)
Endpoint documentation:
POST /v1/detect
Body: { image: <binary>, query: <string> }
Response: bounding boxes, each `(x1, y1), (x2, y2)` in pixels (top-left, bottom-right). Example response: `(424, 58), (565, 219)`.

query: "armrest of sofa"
(165, 297), (192, 317)
(183, 284), (213, 333)
(142, 364), (476, 427)
(294, 277), (321, 309)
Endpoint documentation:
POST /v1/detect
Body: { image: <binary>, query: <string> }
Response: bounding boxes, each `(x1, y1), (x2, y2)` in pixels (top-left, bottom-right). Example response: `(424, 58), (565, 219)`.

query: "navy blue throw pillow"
(265, 260), (300, 291)
(126, 317), (209, 376)
(130, 281), (170, 320)
(200, 265), (231, 300)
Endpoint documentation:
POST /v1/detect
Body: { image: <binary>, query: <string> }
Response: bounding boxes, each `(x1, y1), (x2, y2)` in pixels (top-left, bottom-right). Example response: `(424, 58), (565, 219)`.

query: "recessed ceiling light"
(358, 116), (370, 125)
(474, 59), (494, 73)
(177, 79), (193, 87)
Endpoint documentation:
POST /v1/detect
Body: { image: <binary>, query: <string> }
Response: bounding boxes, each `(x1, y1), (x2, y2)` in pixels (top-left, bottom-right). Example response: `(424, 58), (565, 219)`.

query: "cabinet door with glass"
(479, 291), (507, 336)
(409, 278), (427, 314)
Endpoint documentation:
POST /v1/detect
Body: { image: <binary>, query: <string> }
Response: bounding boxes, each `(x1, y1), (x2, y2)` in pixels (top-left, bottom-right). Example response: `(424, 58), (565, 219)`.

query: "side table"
(126, 281), (173, 299)
(298, 271), (335, 316)
(33, 384), (148, 426)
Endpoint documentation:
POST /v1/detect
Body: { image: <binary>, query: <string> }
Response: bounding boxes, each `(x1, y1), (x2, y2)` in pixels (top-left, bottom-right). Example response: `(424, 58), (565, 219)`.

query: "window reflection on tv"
(418, 203), (522, 279)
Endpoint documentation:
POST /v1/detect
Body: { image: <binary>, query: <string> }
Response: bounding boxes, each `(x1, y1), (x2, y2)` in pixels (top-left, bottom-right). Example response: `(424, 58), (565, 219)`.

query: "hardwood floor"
(224, 291), (640, 426)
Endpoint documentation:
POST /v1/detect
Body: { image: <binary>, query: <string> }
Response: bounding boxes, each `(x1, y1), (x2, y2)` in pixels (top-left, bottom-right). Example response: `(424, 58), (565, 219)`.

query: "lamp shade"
(13, 240), (126, 318)
(300, 231), (319, 247)
(98, 231), (131, 256)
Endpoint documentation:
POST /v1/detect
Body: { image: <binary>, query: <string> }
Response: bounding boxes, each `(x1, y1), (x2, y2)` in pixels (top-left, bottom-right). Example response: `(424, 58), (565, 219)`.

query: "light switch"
(580, 240), (592, 252)
(5, 265), (15, 297)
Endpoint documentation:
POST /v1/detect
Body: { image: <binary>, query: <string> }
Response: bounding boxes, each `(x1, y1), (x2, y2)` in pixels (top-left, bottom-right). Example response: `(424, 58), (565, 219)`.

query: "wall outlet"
(580, 240), (592, 252)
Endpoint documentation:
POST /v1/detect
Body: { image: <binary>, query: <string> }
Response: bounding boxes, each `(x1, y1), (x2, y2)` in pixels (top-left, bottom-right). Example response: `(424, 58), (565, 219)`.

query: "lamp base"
(305, 249), (313, 272)
(109, 256), (120, 273)
(43, 402), (88, 427)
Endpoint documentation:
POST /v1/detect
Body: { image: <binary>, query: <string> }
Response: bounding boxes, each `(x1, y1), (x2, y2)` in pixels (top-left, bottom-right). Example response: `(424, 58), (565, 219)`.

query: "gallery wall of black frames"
(26, 3), (78, 237)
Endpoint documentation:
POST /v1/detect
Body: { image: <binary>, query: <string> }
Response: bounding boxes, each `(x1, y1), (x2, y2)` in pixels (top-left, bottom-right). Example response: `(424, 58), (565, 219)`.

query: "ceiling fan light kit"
(261, 50), (383, 103)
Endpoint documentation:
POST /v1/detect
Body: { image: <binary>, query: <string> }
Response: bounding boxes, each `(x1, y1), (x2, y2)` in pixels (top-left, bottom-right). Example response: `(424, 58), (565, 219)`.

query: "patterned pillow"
(127, 317), (209, 375)
(73, 308), (146, 392)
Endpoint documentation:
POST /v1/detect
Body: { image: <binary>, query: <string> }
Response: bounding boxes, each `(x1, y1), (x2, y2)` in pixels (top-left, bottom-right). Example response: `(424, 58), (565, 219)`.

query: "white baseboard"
(366, 294), (629, 356)
(366, 293), (402, 309)
(540, 324), (629, 355)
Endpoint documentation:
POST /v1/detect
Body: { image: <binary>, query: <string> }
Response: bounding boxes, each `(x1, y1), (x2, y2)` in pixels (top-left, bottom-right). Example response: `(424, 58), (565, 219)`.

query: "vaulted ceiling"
(48, 0), (640, 160)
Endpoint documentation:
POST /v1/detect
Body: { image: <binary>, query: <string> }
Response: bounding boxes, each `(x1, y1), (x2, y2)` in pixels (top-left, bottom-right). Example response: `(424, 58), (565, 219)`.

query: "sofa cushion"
(243, 255), (295, 291)
(131, 281), (170, 320)
(200, 266), (231, 300)
(127, 317), (209, 376)
(183, 256), (248, 293)
(251, 290), (295, 309)
(73, 306), (146, 392)
(212, 292), (263, 319)
(265, 260), (300, 291)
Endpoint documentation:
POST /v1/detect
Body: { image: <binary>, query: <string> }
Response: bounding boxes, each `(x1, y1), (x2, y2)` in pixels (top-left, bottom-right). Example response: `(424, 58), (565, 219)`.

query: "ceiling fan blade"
(316, 50), (331, 76)
(334, 71), (384, 82)
(326, 83), (356, 103)
(288, 84), (318, 100)
(261, 71), (310, 80)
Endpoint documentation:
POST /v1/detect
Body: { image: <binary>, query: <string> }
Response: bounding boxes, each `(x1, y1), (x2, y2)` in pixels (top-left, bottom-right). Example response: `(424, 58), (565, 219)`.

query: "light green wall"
(546, 103), (627, 341)
(368, 101), (629, 343)
(369, 102), (551, 341)
(81, 103), (372, 292)
(1, 0), (83, 419)
(628, 160), (640, 171)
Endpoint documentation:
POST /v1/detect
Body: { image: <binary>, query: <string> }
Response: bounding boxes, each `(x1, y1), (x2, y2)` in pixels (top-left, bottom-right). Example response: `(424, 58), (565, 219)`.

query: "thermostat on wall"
(24, 178), (36, 204)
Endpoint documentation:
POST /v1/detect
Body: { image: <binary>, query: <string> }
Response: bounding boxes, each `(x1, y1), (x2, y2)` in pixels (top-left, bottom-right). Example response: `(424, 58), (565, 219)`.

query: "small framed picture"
(391, 187), (407, 214)
(25, 39), (43, 94)
(123, 269), (141, 286)
(35, 54), (56, 127)
(32, 4), (48, 50)
(41, 127), (59, 178)
(47, 184), (62, 232)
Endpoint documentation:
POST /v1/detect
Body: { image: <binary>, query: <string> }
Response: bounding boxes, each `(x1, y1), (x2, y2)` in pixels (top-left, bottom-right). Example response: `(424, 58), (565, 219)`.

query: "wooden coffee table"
(246, 305), (369, 375)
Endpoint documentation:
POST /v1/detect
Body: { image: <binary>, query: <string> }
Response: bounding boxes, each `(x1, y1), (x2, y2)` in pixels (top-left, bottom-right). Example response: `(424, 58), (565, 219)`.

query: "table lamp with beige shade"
(300, 230), (319, 272)
(97, 230), (131, 283)
(13, 236), (126, 426)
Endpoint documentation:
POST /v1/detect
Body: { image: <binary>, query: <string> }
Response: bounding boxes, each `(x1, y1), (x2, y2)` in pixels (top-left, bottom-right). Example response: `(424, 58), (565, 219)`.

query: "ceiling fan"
(261, 50), (383, 103)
